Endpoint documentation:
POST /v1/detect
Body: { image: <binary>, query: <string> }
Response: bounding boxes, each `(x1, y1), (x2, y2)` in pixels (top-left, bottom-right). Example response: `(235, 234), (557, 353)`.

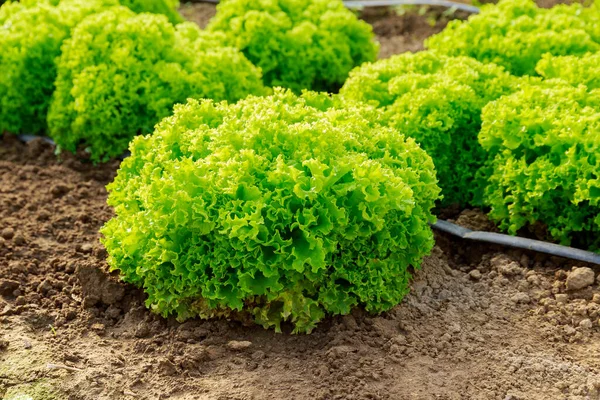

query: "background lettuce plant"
(340, 51), (518, 207)
(101, 90), (441, 333)
(426, 0), (600, 76)
(480, 84), (600, 250)
(0, 0), (117, 135)
(0, 0), (183, 136)
(48, 7), (266, 162)
(207, 0), (379, 93)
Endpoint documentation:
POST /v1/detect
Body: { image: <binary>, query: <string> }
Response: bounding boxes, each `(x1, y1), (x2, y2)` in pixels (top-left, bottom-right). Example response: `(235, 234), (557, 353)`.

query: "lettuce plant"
(340, 51), (518, 207)
(536, 52), (600, 90)
(101, 90), (441, 333)
(207, 0), (378, 93)
(0, 0), (183, 136)
(480, 84), (600, 249)
(0, 0), (117, 135)
(48, 7), (266, 162)
(426, 0), (600, 76)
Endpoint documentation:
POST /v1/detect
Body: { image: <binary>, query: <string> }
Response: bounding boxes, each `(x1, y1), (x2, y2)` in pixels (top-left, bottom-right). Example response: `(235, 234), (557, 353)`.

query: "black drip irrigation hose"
(195, 0), (481, 14)
(16, 134), (600, 265)
(344, 0), (480, 13)
(432, 220), (600, 265)
(16, 134), (131, 160)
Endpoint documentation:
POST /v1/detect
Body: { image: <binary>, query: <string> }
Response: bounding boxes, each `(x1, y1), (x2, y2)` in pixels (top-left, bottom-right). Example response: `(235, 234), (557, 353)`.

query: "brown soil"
(3, 136), (600, 400)
(2, 3), (600, 400)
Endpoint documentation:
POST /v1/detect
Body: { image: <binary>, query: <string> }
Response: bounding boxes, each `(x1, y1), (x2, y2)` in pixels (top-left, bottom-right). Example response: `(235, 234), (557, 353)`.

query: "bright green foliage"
(0, 0), (119, 134)
(339, 51), (518, 206)
(48, 7), (266, 162)
(536, 52), (600, 90)
(426, 0), (600, 76)
(4, 0), (182, 22)
(101, 89), (440, 333)
(480, 84), (600, 249)
(0, 0), (183, 135)
(207, 0), (378, 93)
(118, 0), (182, 23)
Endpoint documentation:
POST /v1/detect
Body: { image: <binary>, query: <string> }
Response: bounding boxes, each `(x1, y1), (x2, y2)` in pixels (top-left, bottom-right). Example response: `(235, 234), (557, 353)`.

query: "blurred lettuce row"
(339, 51), (522, 207)
(48, 7), (266, 163)
(101, 90), (441, 333)
(426, 0), (600, 77)
(2, 0), (181, 21)
(0, 0), (183, 136)
(0, 0), (113, 135)
(480, 83), (600, 250)
(207, 0), (379, 93)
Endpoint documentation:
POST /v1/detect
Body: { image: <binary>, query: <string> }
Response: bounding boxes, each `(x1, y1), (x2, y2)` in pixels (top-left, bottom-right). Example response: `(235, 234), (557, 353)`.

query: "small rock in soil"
(91, 323), (106, 334)
(37, 279), (53, 295)
(593, 294), (600, 304)
(1, 227), (14, 240)
(79, 243), (94, 253)
(469, 270), (482, 280)
(134, 322), (151, 338)
(493, 256), (522, 276)
(76, 264), (124, 306)
(0, 339), (8, 351)
(50, 184), (72, 198)
(555, 294), (568, 304)
(566, 267), (595, 291)
(13, 233), (26, 245)
(158, 359), (177, 376)
(448, 322), (461, 334)
(227, 340), (252, 351)
(511, 293), (530, 304)
(0, 279), (20, 297)
(579, 319), (593, 329)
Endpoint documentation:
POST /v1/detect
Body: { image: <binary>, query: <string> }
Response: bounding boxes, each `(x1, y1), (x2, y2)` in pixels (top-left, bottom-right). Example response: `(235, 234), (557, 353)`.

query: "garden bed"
(2, 2), (600, 400)
(3, 135), (600, 400)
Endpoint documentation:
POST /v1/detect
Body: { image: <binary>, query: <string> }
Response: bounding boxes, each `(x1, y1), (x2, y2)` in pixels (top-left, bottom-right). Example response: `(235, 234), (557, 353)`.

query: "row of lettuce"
(2, 0), (600, 332)
(0, 0), (376, 160)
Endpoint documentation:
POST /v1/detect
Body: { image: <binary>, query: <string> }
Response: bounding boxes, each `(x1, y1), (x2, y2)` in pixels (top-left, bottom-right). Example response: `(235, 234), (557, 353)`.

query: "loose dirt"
(3, 132), (600, 400)
(2, 3), (600, 400)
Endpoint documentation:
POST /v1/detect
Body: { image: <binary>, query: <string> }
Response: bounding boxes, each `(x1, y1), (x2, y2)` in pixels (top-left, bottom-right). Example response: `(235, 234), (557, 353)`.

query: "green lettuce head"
(340, 51), (519, 207)
(481, 84), (600, 250)
(101, 89), (441, 333)
(0, 0), (118, 135)
(48, 7), (266, 162)
(426, 0), (600, 76)
(207, 0), (379, 93)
